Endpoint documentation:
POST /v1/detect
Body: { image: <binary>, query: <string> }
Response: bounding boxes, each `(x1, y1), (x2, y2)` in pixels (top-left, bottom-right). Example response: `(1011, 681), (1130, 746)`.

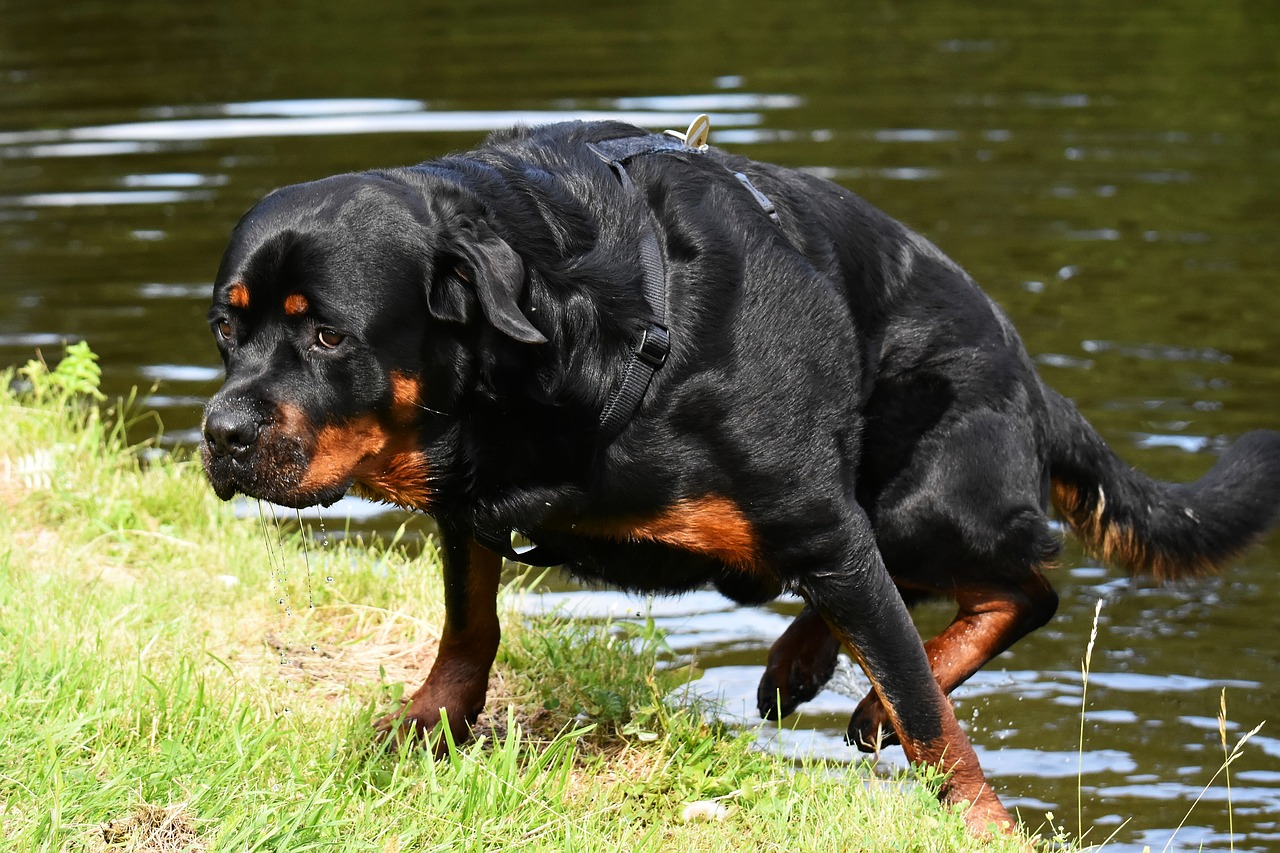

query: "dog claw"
(757, 641), (840, 721)
(847, 695), (901, 752)
(756, 670), (790, 721)
(757, 659), (833, 720)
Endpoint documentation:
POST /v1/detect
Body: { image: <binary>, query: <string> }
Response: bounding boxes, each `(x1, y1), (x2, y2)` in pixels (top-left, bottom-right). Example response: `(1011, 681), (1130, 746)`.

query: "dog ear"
(431, 219), (547, 344)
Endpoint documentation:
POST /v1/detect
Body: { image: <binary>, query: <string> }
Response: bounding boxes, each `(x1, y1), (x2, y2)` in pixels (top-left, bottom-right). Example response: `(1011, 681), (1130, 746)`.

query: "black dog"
(202, 120), (1280, 836)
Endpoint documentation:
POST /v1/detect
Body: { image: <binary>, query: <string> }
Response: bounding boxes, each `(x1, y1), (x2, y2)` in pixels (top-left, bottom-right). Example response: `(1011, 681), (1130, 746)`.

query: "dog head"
(201, 171), (545, 510)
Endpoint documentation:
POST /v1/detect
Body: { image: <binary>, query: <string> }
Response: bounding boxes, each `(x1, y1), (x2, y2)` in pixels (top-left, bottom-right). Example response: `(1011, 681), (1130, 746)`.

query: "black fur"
(202, 120), (1280, 835)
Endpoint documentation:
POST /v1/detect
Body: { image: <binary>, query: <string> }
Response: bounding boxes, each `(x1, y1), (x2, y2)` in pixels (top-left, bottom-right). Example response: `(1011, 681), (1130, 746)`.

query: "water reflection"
(0, 99), (772, 148)
(521, 584), (1280, 852)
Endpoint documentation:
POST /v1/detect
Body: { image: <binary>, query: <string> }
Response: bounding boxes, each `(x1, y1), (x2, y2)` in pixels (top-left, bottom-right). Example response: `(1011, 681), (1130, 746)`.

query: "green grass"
(0, 345), (1049, 852)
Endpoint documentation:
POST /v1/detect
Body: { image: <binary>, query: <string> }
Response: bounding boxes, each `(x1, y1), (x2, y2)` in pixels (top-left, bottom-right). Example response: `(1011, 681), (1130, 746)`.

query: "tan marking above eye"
(284, 293), (309, 315)
(228, 282), (250, 309)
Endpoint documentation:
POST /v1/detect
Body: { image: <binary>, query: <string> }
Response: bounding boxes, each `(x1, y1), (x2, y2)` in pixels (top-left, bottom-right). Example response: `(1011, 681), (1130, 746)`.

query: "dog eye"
(214, 319), (233, 341)
(316, 329), (345, 349)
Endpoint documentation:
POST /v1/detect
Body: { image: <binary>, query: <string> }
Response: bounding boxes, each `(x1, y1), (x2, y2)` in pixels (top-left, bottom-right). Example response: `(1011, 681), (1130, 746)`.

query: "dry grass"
(81, 804), (206, 853)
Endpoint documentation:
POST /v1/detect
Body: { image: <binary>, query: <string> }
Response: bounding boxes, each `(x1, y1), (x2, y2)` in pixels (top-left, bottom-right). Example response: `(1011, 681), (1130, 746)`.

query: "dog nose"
(203, 408), (260, 459)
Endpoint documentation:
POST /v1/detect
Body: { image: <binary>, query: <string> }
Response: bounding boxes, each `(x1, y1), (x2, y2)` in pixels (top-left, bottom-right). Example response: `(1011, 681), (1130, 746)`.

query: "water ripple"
(0, 105), (766, 149)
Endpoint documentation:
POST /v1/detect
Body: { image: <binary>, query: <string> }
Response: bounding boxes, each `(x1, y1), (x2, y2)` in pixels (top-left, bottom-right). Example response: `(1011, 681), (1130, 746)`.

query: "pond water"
(3, 1), (1279, 849)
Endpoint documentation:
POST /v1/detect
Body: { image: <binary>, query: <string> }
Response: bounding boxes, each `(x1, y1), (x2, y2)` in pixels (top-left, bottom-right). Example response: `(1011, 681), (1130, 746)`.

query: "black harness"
(587, 131), (782, 449)
(476, 123), (783, 566)
(587, 133), (680, 450)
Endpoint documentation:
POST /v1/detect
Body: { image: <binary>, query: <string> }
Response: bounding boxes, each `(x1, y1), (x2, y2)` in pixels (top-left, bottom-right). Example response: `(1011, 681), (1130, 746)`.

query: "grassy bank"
(0, 345), (1046, 852)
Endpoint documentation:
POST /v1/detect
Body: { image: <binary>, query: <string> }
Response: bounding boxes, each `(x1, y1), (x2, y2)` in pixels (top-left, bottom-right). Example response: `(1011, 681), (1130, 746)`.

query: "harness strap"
(588, 133), (782, 449)
(477, 136), (682, 566)
(595, 209), (671, 448)
(733, 172), (781, 225)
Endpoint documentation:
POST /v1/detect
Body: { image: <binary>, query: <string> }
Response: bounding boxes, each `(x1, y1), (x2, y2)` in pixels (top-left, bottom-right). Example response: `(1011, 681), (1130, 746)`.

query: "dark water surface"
(3, 1), (1279, 849)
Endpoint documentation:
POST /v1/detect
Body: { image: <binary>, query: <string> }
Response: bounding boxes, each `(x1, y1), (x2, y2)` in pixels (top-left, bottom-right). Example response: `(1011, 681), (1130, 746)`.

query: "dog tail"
(1044, 387), (1280, 580)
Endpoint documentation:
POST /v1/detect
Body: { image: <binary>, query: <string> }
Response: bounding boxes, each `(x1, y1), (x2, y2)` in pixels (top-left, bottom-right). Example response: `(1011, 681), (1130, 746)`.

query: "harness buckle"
(637, 323), (671, 369)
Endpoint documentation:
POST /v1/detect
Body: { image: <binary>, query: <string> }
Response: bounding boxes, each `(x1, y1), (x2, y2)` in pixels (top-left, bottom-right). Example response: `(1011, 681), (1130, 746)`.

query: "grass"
(0, 344), (1048, 852)
(1158, 691), (1263, 853)
(1067, 595), (1264, 853)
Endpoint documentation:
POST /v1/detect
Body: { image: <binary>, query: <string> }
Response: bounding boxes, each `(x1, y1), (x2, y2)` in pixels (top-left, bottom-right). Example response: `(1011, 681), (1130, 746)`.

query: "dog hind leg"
(848, 568), (1058, 750)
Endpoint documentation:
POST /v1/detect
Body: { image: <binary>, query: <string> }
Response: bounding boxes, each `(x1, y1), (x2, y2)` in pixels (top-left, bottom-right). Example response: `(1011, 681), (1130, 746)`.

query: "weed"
(1160, 692), (1263, 853)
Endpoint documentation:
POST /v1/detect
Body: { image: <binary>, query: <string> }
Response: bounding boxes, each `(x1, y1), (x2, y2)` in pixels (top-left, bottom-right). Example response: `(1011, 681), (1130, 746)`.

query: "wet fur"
(202, 120), (1280, 835)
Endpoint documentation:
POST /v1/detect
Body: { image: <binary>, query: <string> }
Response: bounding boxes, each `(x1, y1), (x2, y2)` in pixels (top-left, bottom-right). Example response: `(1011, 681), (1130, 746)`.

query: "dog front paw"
(374, 691), (479, 757)
(846, 692), (900, 752)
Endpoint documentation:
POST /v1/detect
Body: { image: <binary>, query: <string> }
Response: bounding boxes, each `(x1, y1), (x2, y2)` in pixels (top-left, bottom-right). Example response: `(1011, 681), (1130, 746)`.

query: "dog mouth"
(201, 436), (351, 509)
(201, 403), (434, 511)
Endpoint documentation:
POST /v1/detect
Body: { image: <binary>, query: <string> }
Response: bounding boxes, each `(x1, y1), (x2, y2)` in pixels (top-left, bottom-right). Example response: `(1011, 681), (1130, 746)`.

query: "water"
(3, 1), (1279, 849)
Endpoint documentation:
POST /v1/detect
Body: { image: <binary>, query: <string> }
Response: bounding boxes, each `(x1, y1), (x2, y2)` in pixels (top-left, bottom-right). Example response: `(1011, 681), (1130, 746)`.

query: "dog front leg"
(798, 519), (1013, 837)
(376, 524), (501, 752)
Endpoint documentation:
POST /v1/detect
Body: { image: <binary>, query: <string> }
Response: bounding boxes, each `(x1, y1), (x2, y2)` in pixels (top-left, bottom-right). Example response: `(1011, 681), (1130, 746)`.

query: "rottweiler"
(202, 119), (1280, 836)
